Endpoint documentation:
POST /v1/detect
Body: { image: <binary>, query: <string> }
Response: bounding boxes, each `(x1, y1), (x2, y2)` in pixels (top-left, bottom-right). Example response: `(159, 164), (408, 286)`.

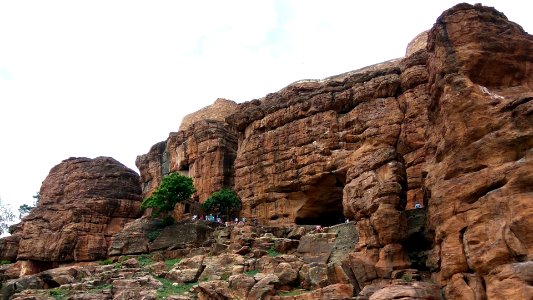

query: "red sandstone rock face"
(228, 61), (406, 228)
(0, 157), (142, 262)
(131, 4), (532, 299)
(136, 119), (238, 209)
(136, 99), (238, 209)
(423, 3), (533, 297)
(179, 98), (237, 131)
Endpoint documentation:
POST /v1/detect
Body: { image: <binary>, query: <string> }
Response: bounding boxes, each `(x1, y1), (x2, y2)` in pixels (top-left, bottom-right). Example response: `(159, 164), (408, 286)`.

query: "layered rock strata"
(137, 119), (238, 206)
(424, 4), (533, 298)
(179, 98), (238, 131)
(0, 157), (142, 263)
(130, 3), (533, 298)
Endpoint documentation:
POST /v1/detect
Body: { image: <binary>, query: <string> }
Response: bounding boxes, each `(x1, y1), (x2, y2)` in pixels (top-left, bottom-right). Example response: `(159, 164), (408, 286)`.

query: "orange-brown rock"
(366, 282), (442, 300)
(0, 157), (142, 263)
(179, 98), (237, 131)
(127, 3), (533, 299)
(136, 119), (238, 208)
(0, 235), (19, 262)
(423, 3), (533, 297)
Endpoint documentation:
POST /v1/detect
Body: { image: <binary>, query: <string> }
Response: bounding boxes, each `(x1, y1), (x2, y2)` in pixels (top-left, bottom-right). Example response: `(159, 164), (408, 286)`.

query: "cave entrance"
(295, 173), (345, 227)
(402, 208), (432, 271)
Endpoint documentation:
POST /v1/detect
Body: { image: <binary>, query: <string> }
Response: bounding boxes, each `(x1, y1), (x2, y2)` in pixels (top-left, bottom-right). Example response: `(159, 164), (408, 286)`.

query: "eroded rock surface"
(423, 3), (533, 296)
(136, 119), (238, 207)
(3, 3), (527, 300)
(130, 4), (533, 299)
(0, 157), (142, 264)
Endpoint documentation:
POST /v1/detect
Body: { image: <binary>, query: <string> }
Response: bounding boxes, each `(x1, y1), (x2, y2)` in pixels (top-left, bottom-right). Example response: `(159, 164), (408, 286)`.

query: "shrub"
(113, 256), (130, 269)
(244, 269), (259, 277)
(201, 188), (241, 219)
(164, 258), (181, 270)
(88, 283), (113, 293)
(138, 254), (154, 267)
(0, 260), (11, 265)
(141, 173), (195, 218)
(49, 287), (68, 299)
(267, 247), (280, 257)
(98, 258), (113, 265)
(147, 229), (162, 242)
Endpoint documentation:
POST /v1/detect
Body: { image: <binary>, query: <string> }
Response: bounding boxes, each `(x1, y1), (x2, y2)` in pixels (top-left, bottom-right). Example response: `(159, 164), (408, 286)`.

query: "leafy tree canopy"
(18, 192), (40, 219)
(141, 173), (195, 217)
(18, 204), (33, 219)
(0, 198), (15, 235)
(201, 188), (241, 217)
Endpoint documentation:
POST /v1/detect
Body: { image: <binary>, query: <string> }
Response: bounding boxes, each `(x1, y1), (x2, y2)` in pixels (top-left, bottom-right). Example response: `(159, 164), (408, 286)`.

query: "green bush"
(0, 260), (11, 265)
(49, 287), (68, 299)
(113, 256), (130, 269)
(201, 188), (241, 219)
(147, 229), (162, 242)
(141, 173), (195, 217)
(138, 254), (154, 267)
(88, 283), (113, 293)
(244, 269), (259, 277)
(164, 258), (181, 270)
(98, 258), (113, 265)
(267, 247), (280, 257)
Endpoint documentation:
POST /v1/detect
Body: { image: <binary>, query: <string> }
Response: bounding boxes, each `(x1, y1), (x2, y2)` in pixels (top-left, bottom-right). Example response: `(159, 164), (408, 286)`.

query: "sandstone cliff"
(133, 4), (533, 299)
(1, 3), (530, 300)
(136, 101), (238, 208)
(424, 4), (533, 298)
(179, 98), (238, 131)
(0, 157), (142, 265)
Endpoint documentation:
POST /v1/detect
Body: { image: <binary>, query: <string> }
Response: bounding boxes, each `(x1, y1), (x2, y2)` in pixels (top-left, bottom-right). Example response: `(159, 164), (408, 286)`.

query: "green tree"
(18, 204), (33, 219)
(201, 188), (241, 219)
(18, 192), (40, 219)
(141, 173), (195, 218)
(0, 198), (15, 235)
(33, 192), (41, 204)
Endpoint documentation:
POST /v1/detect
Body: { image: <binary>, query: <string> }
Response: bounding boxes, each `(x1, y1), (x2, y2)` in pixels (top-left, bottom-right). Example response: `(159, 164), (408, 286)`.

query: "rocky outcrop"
(0, 157), (142, 264)
(423, 3), (533, 297)
(136, 119), (238, 207)
(2, 3), (528, 300)
(130, 3), (533, 299)
(229, 59), (406, 228)
(179, 98), (238, 131)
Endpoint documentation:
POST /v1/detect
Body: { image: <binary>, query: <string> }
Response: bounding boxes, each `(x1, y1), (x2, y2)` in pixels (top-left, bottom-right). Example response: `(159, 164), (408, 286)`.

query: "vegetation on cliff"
(0, 198), (14, 235)
(201, 188), (241, 219)
(141, 172), (196, 217)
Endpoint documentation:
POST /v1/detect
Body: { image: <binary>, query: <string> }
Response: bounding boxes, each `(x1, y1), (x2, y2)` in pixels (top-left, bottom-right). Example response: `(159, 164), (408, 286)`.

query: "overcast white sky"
(0, 1), (531, 217)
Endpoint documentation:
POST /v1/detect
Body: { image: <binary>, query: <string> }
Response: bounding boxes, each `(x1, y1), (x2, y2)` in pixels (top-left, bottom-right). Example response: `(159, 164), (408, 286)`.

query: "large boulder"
(1, 157), (142, 264)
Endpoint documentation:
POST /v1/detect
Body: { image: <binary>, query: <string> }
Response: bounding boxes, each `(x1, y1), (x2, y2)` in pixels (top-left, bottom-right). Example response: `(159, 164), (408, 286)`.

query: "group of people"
(191, 214), (258, 227)
(192, 214), (223, 223)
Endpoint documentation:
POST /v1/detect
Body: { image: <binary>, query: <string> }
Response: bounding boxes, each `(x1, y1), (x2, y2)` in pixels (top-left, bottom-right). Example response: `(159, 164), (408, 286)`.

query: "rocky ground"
(1, 218), (442, 300)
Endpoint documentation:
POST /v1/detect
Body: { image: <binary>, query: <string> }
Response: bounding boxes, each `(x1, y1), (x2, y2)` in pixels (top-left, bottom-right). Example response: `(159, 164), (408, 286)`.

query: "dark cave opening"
(40, 273), (61, 288)
(403, 208), (432, 271)
(404, 231), (432, 271)
(294, 173), (345, 227)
